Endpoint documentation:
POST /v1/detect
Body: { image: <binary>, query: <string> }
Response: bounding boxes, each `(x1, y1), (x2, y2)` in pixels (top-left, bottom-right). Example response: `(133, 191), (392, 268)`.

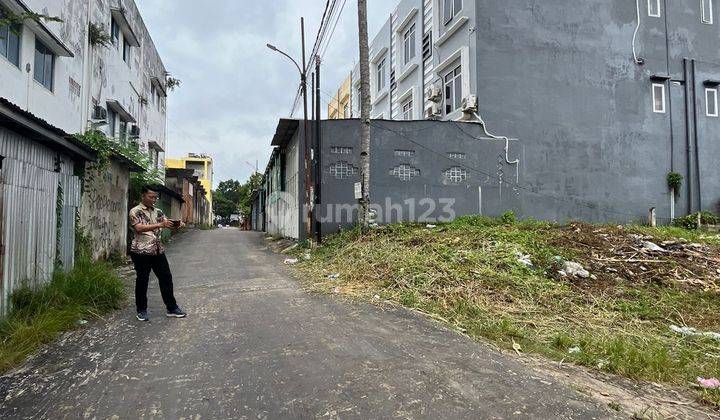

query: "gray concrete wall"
(471, 0), (720, 222)
(316, 119), (520, 236)
(79, 160), (129, 259)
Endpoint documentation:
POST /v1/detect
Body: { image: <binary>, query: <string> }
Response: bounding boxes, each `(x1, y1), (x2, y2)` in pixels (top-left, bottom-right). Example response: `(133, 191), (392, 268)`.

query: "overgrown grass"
(0, 251), (125, 373)
(293, 218), (720, 408)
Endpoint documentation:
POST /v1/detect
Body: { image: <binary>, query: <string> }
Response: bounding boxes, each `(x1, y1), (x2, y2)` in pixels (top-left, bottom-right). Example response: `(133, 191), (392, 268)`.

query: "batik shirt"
(129, 204), (166, 255)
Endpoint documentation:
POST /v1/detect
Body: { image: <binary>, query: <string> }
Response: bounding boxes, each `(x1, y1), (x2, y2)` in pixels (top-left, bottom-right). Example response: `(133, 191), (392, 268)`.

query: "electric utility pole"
(357, 0), (371, 229)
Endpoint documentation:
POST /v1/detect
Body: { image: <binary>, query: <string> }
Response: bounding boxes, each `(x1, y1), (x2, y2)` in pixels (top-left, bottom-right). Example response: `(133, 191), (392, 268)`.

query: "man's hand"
(162, 220), (175, 229)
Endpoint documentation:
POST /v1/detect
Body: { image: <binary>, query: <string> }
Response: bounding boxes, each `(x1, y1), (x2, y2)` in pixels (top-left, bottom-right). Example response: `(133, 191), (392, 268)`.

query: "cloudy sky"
(135, 0), (395, 189)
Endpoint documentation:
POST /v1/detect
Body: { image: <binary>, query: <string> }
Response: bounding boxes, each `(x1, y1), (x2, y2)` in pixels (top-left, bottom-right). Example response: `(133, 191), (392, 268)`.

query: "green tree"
(212, 173), (263, 222)
(237, 172), (263, 218)
(213, 194), (237, 220)
(216, 179), (243, 204)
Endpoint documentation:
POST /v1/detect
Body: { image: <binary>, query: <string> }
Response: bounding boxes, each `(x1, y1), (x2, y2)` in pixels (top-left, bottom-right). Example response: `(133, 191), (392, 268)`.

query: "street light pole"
(300, 18), (313, 245)
(266, 18), (313, 244)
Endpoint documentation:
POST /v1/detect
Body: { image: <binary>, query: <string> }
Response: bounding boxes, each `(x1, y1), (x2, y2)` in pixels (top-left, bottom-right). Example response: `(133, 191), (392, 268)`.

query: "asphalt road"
(0, 229), (616, 419)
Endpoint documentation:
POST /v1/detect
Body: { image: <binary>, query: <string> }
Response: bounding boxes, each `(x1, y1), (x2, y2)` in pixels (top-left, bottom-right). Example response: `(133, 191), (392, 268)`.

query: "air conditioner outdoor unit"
(91, 105), (107, 121)
(426, 84), (442, 103)
(462, 95), (478, 113)
(425, 103), (441, 119)
(129, 125), (140, 138)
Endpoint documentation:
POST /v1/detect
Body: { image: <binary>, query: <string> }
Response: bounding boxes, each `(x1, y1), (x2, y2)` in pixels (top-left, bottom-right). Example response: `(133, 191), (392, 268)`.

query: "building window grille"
(390, 164), (421, 181)
(404, 24), (416, 65)
(394, 150), (415, 157)
(706, 88), (718, 117)
(444, 166), (467, 183)
(328, 161), (358, 179)
(444, 65), (462, 115)
(652, 83), (666, 113)
(648, 0), (661, 17)
(330, 146), (353, 154)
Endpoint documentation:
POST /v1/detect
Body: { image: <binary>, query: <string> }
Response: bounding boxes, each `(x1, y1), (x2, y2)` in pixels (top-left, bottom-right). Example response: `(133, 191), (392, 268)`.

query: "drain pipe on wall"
(691, 59), (702, 211)
(683, 59), (694, 213)
(472, 111), (520, 183)
(632, 0), (645, 65)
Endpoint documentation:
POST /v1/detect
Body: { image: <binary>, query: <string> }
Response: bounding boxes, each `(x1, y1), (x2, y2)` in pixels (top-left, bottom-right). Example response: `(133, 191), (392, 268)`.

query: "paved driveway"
(0, 229), (615, 419)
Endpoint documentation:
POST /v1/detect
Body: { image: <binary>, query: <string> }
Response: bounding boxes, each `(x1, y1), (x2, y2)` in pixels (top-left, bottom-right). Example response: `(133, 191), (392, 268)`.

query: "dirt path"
(0, 229), (617, 419)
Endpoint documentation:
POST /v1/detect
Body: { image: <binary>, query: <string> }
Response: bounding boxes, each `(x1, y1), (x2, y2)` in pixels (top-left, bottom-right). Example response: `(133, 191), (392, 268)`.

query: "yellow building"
(328, 74), (353, 119)
(165, 153), (214, 216)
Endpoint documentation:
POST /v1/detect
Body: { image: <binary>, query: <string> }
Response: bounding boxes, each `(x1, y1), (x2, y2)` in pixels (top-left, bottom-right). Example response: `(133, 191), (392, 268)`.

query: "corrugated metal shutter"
(0, 128), (64, 315)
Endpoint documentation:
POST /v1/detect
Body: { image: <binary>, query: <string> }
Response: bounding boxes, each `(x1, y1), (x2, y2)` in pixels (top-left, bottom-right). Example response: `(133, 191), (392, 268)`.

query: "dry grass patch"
(291, 216), (720, 409)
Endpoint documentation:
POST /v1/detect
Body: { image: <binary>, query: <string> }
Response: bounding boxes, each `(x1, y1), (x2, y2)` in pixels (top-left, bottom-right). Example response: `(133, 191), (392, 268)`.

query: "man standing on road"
(129, 185), (187, 322)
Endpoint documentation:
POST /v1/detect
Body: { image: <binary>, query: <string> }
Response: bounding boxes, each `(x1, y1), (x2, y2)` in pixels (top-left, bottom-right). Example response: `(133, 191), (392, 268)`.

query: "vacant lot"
(291, 216), (720, 409)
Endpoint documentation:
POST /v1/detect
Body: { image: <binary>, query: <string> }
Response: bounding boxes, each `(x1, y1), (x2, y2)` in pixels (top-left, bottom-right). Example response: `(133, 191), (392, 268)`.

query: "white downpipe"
(670, 188), (676, 221)
(472, 111), (520, 183)
(632, 0), (645, 65)
(478, 186), (482, 215)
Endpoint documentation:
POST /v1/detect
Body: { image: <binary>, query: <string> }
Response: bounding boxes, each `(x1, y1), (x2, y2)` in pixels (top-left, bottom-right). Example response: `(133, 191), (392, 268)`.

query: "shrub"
(0, 252), (125, 372)
(673, 211), (720, 230)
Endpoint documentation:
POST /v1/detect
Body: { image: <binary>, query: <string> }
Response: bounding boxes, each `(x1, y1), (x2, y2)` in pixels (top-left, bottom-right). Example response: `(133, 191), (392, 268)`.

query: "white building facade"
(347, 0), (476, 122)
(0, 0), (170, 310)
(0, 0), (168, 162)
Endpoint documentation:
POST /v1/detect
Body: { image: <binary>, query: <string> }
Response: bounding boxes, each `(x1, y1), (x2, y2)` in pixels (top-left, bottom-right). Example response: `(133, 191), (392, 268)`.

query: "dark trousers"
(130, 253), (178, 313)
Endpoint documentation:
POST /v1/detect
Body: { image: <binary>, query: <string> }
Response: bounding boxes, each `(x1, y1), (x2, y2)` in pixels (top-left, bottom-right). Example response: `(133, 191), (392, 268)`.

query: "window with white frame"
(648, 0), (661, 17)
(702, 0), (714, 23)
(444, 65), (462, 115)
(403, 24), (416, 65)
(706, 87), (718, 117)
(402, 98), (413, 120)
(34, 40), (55, 91)
(652, 83), (666, 113)
(343, 103), (349, 117)
(444, 0), (463, 25)
(376, 57), (386, 92)
(0, 8), (21, 67)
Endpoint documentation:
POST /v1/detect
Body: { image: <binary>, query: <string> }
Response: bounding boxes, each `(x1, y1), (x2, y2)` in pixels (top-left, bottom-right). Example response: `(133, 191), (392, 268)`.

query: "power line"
(291, 0), (341, 117)
(370, 121), (671, 221)
(319, 0), (348, 59)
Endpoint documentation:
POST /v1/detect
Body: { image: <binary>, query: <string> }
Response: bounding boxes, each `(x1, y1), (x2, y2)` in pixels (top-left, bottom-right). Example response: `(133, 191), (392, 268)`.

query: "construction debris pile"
(549, 223), (720, 293)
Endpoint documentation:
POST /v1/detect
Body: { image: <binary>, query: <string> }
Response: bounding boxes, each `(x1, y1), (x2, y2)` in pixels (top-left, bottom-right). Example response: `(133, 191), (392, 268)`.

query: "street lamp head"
(266, 43), (278, 52)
